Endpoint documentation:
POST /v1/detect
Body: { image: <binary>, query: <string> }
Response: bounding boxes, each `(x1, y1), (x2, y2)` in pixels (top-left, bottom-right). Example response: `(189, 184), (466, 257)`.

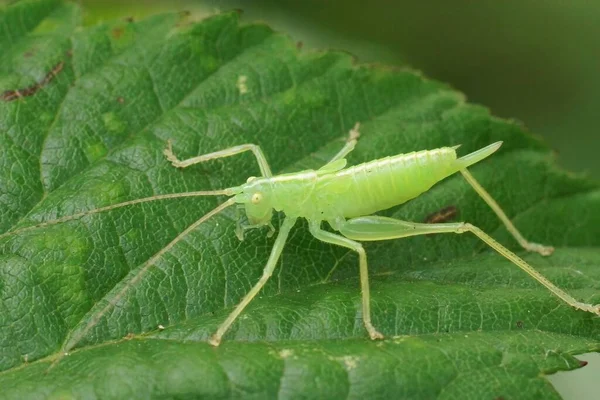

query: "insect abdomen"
(268, 142), (501, 221)
(331, 148), (459, 218)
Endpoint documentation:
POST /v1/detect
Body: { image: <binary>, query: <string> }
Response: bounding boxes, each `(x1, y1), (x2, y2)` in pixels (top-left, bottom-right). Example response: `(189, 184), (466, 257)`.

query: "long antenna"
(47, 197), (237, 371)
(0, 189), (239, 240)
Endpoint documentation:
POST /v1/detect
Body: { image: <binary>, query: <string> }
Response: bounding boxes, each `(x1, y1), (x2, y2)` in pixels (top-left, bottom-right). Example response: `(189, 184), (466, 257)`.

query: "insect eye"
(251, 193), (262, 204)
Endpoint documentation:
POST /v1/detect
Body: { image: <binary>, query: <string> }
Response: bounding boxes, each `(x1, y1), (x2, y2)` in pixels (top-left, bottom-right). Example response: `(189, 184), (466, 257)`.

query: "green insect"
(3, 123), (599, 361)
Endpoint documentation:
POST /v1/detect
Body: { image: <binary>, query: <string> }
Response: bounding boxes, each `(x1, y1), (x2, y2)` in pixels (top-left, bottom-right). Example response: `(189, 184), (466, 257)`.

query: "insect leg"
(308, 220), (384, 340)
(209, 216), (297, 346)
(337, 215), (600, 316)
(327, 122), (361, 163)
(164, 141), (272, 177)
(459, 168), (554, 256)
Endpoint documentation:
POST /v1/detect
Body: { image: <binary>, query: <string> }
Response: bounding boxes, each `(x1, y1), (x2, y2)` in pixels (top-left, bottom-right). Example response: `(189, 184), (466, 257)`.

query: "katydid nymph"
(3, 123), (599, 361)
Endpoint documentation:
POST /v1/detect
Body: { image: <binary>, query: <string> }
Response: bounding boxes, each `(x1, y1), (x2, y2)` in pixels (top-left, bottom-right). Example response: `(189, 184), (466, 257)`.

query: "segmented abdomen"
(313, 147), (459, 219)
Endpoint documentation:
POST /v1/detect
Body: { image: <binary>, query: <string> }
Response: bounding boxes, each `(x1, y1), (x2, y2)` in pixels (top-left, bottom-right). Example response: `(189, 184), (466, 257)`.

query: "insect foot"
(163, 139), (179, 167)
(523, 242), (555, 257)
(348, 122), (361, 142)
(208, 335), (222, 347)
(367, 328), (384, 340)
(235, 222), (246, 241)
(576, 302), (600, 316)
(163, 139), (182, 167)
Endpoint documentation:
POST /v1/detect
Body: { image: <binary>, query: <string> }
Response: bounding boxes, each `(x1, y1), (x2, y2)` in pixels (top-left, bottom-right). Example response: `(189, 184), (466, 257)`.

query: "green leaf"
(1, 1), (599, 398)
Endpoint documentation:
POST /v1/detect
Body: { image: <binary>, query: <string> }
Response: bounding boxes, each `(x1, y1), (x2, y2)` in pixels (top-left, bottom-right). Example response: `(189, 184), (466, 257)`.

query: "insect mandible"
(3, 122), (599, 362)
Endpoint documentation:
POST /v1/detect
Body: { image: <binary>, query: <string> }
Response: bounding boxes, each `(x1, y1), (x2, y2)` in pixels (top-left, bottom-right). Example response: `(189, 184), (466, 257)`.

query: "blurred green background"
(6, 0), (599, 397)
(78, 0), (600, 180)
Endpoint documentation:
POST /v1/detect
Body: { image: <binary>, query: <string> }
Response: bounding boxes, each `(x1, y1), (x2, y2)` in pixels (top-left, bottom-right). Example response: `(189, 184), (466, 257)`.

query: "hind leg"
(460, 169), (553, 256)
(336, 215), (599, 315)
(308, 220), (384, 340)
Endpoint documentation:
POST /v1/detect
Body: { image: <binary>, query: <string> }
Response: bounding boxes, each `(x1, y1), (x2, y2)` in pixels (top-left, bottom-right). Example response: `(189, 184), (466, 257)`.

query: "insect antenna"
(47, 196), (238, 371)
(0, 188), (240, 240)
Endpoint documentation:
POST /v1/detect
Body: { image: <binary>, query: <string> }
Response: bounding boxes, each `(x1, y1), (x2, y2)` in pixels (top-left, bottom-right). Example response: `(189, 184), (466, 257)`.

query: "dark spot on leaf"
(516, 320), (524, 329)
(580, 360), (588, 367)
(125, 16), (134, 23)
(424, 205), (459, 224)
(1, 61), (64, 101)
(66, 49), (73, 57)
(176, 11), (193, 27)
(423, 205), (459, 238)
(297, 41), (303, 50)
(112, 27), (124, 39)
(23, 49), (35, 58)
(117, 97), (125, 104)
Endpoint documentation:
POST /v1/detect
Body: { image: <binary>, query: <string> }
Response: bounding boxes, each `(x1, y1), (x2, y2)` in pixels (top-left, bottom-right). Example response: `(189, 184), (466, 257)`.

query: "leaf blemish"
(392, 335), (411, 344)
(102, 112), (125, 133)
(112, 27), (125, 39)
(332, 355), (359, 370)
(236, 75), (248, 95)
(516, 320), (524, 329)
(279, 349), (294, 359)
(424, 205), (459, 224)
(1, 61), (64, 101)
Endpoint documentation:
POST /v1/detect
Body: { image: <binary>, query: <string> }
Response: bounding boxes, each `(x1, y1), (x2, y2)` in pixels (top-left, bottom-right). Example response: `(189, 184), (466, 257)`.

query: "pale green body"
(237, 143), (501, 227)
